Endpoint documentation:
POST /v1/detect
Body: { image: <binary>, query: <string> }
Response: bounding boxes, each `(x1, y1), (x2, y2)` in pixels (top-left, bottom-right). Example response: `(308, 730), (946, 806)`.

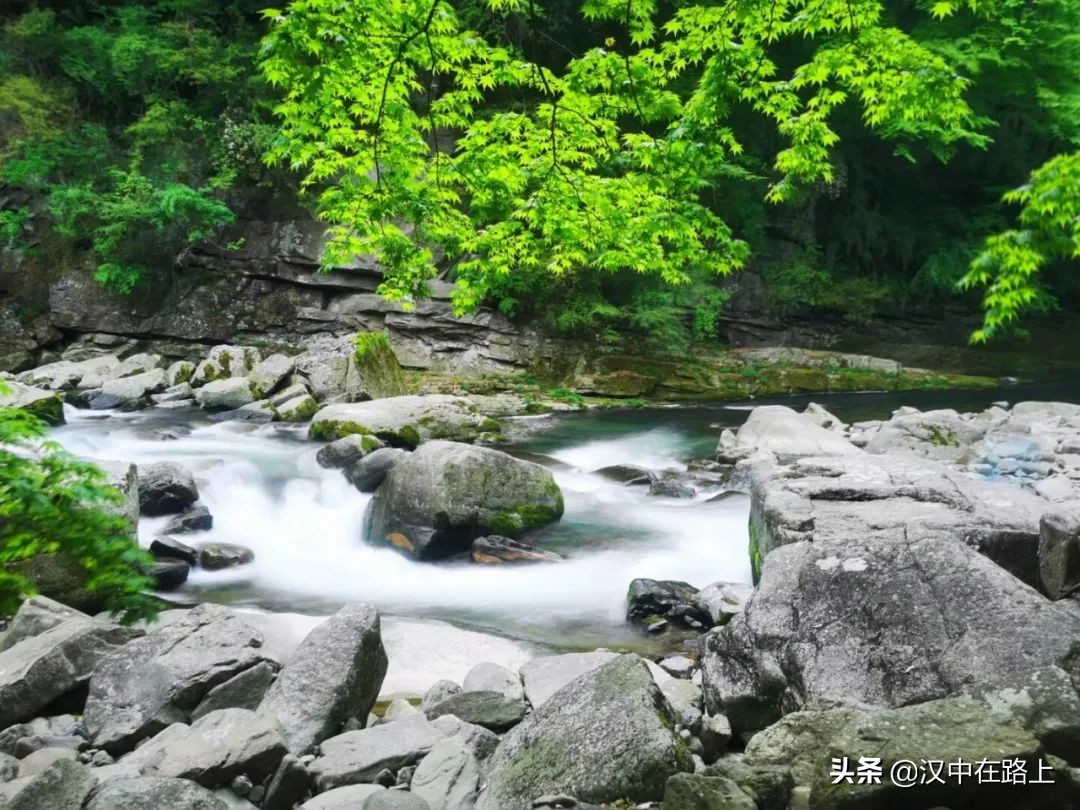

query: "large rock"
(136, 709), (287, 786)
(364, 441), (563, 560)
(259, 603), (387, 754)
(294, 335), (405, 404)
(626, 578), (712, 630)
(0, 758), (95, 810)
(300, 785), (386, 809)
(276, 393), (318, 422)
(196, 378), (257, 411)
(423, 691), (526, 733)
(1040, 504), (1080, 599)
(137, 461), (199, 516)
(85, 776), (228, 810)
(17, 355), (119, 390)
(316, 435), (384, 470)
(661, 773), (755, 810)
(865, 407), (988, 462)
(717, 406), (859, 463)
(476, 655), (692, 810)
(0, 379), (64, 424)
(248, 354), (295, 398)
(410, 737), (480, 810)
(462, 662), (524, 702)
(0, 595), (81, 652)
(703, 453), (1080, 736)
(309, 395), (497, 446)
(0, 615), (141, 729)
(519, 651), (670, 710)
(90, 368), (168, 409)
(192, 345), (262, 387)
(308, 714), (452, 791)
(740, 669), (1078, 809)
(346, 447), (407, 492)
(84, 604), (278, 753)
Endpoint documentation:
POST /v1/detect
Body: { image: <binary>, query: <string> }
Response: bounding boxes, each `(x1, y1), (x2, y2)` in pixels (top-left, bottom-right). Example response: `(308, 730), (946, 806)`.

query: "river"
(48, 378), (1080, 693)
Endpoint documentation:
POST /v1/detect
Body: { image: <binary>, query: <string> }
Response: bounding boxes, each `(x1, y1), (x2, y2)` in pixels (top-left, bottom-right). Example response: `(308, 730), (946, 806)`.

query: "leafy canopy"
(261, 0), (988, 314)
(0, 382), (157, 621)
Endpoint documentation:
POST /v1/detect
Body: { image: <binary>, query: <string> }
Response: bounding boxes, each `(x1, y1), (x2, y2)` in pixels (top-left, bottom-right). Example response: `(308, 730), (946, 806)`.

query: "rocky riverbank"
(3, 340), (1080, 808)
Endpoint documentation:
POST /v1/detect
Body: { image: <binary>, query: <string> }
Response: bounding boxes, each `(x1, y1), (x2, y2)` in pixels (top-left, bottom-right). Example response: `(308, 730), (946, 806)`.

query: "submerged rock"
(365, 440), (563, 560)
(470, 535), (563, 564)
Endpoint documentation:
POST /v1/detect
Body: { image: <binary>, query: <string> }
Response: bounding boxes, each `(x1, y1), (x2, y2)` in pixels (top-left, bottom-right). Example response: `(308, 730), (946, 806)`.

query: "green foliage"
(960, 150), (1080, 342)
(0, 207), (29, 250)
(0, 1), (274, 292)
(261, 0), (985, 317)
(352, 331), (393, 361)
(0, 381), (157, 621)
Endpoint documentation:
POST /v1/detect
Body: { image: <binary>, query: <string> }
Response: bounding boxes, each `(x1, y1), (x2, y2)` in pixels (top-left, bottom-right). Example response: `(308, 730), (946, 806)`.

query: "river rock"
(17, 746), (77, 777)
(0, 615), (141, 729)
(802, 402), (846, 433)
(151, 382), (194, 404)
(308, 714), (452, 791)
(259, 603), (388, 754)
(346, 447), (408, 492)
(309, 395), (497, 446)
(193, 345), (262, 387)
(1039, 504), (1080, 599)
(85, 776), (228, 810)
(248, 354), (295, 398)
(717, 405), (859, 463)
(300, 785), (386, 809)
(196, 378), (257, 410)
(136, 709), (286, 786)
(17, 354), (119, 390)
(469, 535), (564, 564)
(0, 379), (64, 424)
(865, 407), (988, 462)
(703, 452), (1080, 736)
(137, 461), (199, 516)
(364, 441), (563, 560)
(462, 662), (524, 702)
(145, 559), (190, 590)
(192, 660), (277, 720)
(91, 368), (168, 409)
(316, 434), (384, 469)
(198, 542), (255, 570)
(421, 681), (462, 713)
(263, 754), (309, 810)
(410, 736), (479, 810)
(0, 595), (80, 652)
(595, 464), (655, 485)
(661, 773), (755, 810)
(84, 604), (278, 754)
(163, 505), (214, 533)
(0, 758), (95, 810)
(423, 691), (526, 733)
(276, 393), (318, 422)
(477, 655), (692, 810)
(693, 581), (753, 626)
(626, 579), (712, 630)
(108, 353), (164, 379)
(149, 535), (199, 566)
(166, 360), (195, 386)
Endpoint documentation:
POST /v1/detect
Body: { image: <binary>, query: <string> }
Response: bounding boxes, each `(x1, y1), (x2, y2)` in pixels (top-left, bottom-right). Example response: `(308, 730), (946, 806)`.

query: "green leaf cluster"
(0, 381), (157, 621)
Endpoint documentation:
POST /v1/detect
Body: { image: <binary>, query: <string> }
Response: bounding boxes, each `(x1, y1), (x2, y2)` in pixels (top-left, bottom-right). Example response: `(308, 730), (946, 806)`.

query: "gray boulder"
(191, 660), (277, 721)
(294, 335), (405, 404)
(193, 345), (263, 387)
(263, 754), (309, 810)
(259, 603), (388, 754)
(107, 353), (164, 380)
(1040, 504), (1080, 599)
(462, 662), (524, 702)
(149, 536), (198, 566)
(300, 785), (385, 809)
(865, 407), (988, 462)
(166, 360), (195, 387)
(0, 758), (95, 810)
(91, 368), (168, 409)
(276, 394), (318, 422)
(421, 680), (462, 713)
(316, 434), (384, 470)
(139, 709), (286, 787)
(308, 714), (451, 791)
(137, 461), (199, 516)
(364, 441), (563, 560)
(309, 395), (497, 446)
(362, 791), (431, 809)
(86, 776), (228, 810)
(519, 652), (622, 710)
(476, 655), (692, 810)
(0, 379), (64, 424)
(17, 354), (119, 390)
(249, 354), (295, 398)
(423, 691), (526, 733)
(151, 382), (194, 404)
(703, 453), (1080, 736)
(163, 505), (213, 533)
(661, 773), (755, 810)
(84, 604), (278, 753)
(717, 406), (859, 463)
(269, 382), (312, 409)
(197, 378), (256, 411)
(0, 595), (81, 652)
(198, 542), (255, 570)
(346, 447), (407, 492)
(0, 616), (141, 729)
(626, 578), (712, 630)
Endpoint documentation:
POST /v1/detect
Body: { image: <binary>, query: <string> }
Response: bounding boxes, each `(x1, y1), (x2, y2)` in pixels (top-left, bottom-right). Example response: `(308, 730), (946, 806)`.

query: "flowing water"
(48, 377), (1080, 689)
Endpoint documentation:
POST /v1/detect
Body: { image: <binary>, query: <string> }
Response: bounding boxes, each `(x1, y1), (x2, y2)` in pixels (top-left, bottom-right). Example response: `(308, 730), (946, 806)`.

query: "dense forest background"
(0, 0), (1077, 354)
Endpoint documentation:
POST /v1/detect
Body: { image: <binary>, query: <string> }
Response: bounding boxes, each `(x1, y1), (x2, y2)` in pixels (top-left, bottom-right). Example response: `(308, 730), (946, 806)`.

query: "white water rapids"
(52, 405), (751, 677)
